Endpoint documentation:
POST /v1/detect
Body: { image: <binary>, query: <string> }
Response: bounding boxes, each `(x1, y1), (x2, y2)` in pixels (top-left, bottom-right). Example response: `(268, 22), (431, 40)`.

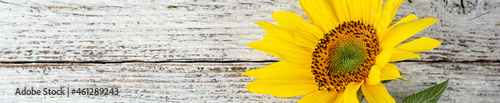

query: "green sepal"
(389, 19), (400, 27)
(357, 89), (364, 102)
(400, 71), (409, 76)
(398, 71), (411, 83)
(382, 71), (410, 84)
(399, 78), (411, 83)
(381, 80), (392, 83)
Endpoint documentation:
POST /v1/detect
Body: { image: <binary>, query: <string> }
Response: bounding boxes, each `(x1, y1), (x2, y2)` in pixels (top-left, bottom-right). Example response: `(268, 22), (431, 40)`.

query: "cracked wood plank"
(0, 62), (498, 102)
(0, 0), (498, 62)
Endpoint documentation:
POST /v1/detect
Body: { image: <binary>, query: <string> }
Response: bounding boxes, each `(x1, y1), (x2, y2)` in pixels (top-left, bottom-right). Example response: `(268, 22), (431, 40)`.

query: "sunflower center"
(329, 38), (366, 73)
(311, 21), (380, 91)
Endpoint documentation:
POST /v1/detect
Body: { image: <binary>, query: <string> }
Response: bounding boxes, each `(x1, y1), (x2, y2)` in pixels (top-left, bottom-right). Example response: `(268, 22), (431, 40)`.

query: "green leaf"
(402, 79), (449, 103)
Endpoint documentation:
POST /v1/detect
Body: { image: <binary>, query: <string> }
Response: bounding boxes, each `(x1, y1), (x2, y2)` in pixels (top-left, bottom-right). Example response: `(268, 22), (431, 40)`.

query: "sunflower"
(242, 0), (441, 102)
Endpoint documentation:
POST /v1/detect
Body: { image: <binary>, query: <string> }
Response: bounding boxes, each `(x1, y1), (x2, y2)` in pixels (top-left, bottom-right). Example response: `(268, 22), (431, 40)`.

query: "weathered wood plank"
(0, 0), (498, 62)
(0, 62), (498, 102)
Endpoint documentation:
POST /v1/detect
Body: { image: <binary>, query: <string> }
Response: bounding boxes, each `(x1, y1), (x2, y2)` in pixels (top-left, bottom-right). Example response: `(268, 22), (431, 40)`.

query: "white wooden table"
(0, 0), (499, 102)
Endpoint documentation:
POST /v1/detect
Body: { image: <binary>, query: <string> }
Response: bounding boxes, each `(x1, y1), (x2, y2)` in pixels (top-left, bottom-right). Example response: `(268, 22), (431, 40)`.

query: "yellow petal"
(382, 14), (419, 39)
(387, 49), (421, 62)
(247, 41), (311, 64)
(367, 52), (391, 85)
(380, 63), (401, 80)
(242, 61), (313, 79)
(368, 0), (383, 26)
(377, 0), (404, 38)
(366, 66), (381, 85)
(350, 0), (362, 21)
(333, 92), (345, 103)
(259, 32), (313, 52)
(255, 22), (316, 51)
(299, 0), (338, 32)
(380, 17), (439, 50)
(298, 90), (338, 103)
(359, 0), (367, 22)
(328, 0), (351, 22)
(395, 36), (442, 53)
(375, 52), (392, 68)
(361, 82), (396, 103)
(363, 0), (382, 25)
(272, 11), (323, 39)
(362, 0), (370, 23)
(255, 21), (294, 42)
(246, 78), (316, 97)
(342, 81), (363, 103)
(293, 30), (319, 51)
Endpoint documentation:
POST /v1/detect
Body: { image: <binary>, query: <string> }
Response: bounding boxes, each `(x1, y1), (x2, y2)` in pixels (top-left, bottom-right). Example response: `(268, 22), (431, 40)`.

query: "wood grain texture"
(0, 62), (498, 102)
(0, 0), (498, 62)
(0, 0), (499, 102)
